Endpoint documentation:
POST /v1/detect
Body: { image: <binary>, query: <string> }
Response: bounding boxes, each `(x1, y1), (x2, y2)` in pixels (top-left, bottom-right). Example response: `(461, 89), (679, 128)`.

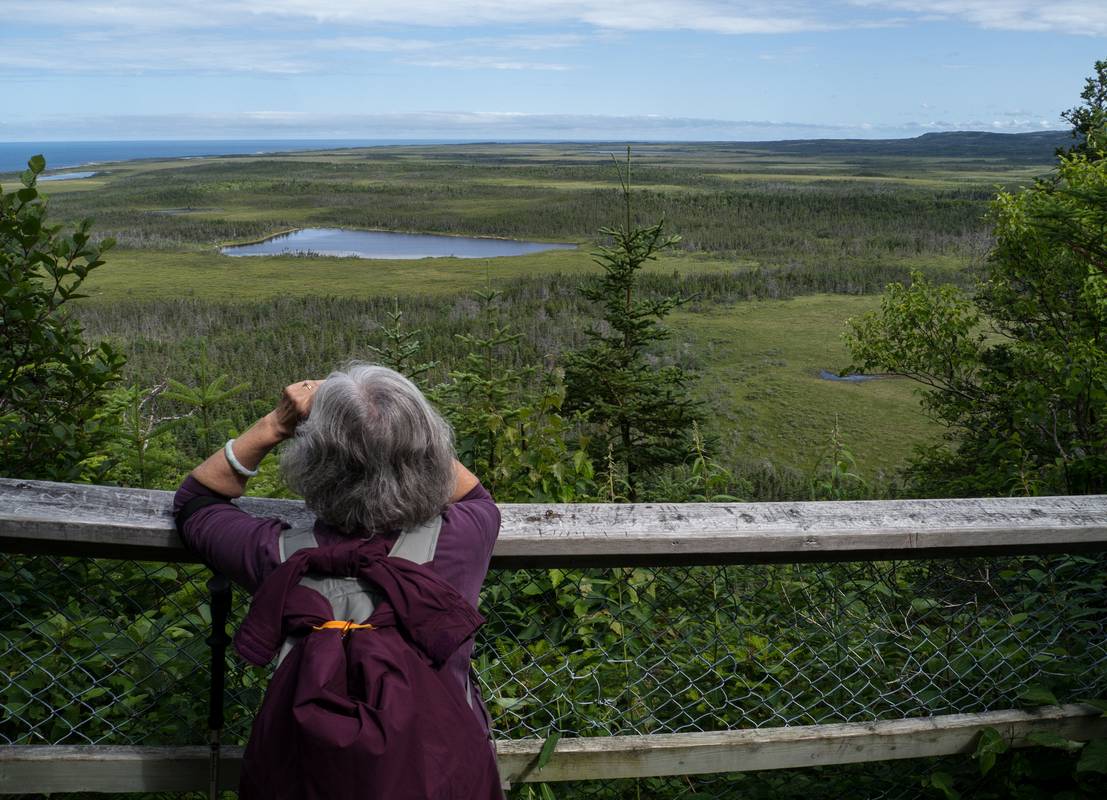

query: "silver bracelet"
(224, 438), (260, 478)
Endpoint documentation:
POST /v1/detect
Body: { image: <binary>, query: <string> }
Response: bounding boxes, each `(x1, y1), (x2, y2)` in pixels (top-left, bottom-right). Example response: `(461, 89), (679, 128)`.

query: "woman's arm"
(449, 460), (480, 504)
(189, 379), (320, 497)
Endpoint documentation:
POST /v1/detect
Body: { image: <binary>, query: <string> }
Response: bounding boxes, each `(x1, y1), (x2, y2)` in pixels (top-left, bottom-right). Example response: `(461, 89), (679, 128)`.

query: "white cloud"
(401, 56), (572, 70)
(472, 33), (593, 50)
(5, 0), (1105, 36)
(0, 36), (314, 75)
(1, 1), (232, 30)
(246, 1), (835, 34)
(317, 37), (439, 53)
(2, 1), (1099, 80)
(4, 1), (1102, 50)
(0, 34), (573, 76)
(0, 1), (880, 35)
(851, 1), (1107, 36)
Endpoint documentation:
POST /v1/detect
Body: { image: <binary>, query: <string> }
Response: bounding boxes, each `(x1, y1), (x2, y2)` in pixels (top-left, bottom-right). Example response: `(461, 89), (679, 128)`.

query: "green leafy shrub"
(846, 121), (1107, 496)
(0, 155), (125, 480)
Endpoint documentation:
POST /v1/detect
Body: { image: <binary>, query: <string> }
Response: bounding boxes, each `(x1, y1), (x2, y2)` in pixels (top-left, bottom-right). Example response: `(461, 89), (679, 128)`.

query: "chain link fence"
(3, 551), (1106, 798)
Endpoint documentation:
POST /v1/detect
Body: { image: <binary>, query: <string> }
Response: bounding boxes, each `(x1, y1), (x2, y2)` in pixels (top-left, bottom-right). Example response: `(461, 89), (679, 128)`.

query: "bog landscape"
(2, 61), (1106, 799)
(17, 133), (1069, 491)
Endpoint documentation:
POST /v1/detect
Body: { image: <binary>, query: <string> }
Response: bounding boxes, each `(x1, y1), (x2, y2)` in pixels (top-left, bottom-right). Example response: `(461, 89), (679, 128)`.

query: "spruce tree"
(563, 149), (701, 499)
(367, 299), (438, 386)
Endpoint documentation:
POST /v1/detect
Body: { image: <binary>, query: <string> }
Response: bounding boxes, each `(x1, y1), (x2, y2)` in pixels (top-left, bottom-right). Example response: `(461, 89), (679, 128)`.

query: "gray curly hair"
(280, 363), (455, 534)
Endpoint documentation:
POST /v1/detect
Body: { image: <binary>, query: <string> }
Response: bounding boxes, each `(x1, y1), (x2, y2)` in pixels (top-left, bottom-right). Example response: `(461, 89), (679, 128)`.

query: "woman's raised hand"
(272, 379), (324, 438)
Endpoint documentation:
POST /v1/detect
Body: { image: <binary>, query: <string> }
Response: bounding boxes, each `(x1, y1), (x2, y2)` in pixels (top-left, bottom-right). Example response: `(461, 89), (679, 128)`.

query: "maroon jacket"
(174, 476), (504, 798)
(235, 536), (503, 800)
(174, 476), (499, 736)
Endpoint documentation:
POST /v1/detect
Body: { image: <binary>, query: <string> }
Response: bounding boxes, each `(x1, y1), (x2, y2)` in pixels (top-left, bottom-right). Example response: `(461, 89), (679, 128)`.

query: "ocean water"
(0, 139), (476, 174)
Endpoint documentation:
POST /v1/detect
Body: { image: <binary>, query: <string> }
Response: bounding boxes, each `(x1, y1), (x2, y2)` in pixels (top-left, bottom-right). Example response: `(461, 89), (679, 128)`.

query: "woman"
(174, 364), (504, 799)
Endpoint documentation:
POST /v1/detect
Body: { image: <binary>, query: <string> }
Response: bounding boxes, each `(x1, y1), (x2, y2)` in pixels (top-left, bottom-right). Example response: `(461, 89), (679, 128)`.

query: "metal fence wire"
(2, 552), (1106, 796)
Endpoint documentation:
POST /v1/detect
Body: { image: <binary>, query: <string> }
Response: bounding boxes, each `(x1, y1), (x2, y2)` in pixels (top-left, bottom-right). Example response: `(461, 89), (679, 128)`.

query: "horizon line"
(1, 129), (1071, 145)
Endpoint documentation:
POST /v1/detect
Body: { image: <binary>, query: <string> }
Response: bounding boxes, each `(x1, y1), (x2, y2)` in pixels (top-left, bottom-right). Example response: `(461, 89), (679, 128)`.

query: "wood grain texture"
(498, 704), (1107, 782)
(2, 706), (1104, 792)
(0, 745), (243, 793)
(2, 478), (1106, 566)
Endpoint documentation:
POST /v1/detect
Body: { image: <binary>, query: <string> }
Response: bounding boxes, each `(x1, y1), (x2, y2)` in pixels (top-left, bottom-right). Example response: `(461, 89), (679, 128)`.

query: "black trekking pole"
(206, 573), (232, 800)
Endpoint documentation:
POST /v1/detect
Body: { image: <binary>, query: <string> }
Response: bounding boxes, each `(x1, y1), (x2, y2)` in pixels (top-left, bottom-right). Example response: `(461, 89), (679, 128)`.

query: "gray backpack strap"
(387, 516), (443, 564)
(274, 517), (444, 668)
(278, 524), (319, 562)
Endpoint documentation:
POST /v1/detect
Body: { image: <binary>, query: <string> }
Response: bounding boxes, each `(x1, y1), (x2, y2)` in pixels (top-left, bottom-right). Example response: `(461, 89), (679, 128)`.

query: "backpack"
(234, 520), (504, 800)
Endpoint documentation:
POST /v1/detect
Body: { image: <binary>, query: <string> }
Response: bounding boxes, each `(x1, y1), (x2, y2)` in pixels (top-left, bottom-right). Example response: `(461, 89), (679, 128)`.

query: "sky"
(1, 1), (1105, 141)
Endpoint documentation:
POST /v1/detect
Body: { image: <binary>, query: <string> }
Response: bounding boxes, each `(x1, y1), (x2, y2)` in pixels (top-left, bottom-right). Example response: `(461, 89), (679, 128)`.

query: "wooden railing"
(2, 478), (1107, 794)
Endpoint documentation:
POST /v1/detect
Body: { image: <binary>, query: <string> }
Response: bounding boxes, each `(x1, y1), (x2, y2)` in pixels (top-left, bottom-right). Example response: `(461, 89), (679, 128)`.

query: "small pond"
(222, 228), (577, 259)
(818, 369), (883, 382)
(40, 171), (97, 182)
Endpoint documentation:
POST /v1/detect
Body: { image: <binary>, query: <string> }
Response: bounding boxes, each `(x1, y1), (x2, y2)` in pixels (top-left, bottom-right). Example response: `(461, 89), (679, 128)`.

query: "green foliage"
(846, 121), (1107, 496)
(1030, 125), (1107, 279)
(1018, 685), (1060, 707)
(86, 383), (188, 488)
(162, 349), (249, 457)
(680, 420), (743, 501)
(644, 421), (747, 502)
(0, 155), (125, 480)
(1062, 60), (1107, 154)
(515, 729), (563, 800)
(433, 288), (594, 502)
(564, 151), (702, 499)
(921, 723), (1107, 798)
(366, 299), (438, 385)
(975, 726), (1008, 776)
(809, 418), (869, 501)
(1079, 739), (1107, 775)
(0, 555), (253, 747)
(927, 770), (959, 800)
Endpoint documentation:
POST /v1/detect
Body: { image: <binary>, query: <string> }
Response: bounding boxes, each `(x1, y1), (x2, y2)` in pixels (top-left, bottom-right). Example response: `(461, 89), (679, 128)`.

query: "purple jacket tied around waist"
(235, 535), (503, 799)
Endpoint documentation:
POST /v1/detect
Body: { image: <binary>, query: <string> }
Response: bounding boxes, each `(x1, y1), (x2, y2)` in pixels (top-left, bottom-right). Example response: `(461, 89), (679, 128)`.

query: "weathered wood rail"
(4, 478), (1107, 567)
(2, 478), (1106, 794)
(4, 706), (1107, 792)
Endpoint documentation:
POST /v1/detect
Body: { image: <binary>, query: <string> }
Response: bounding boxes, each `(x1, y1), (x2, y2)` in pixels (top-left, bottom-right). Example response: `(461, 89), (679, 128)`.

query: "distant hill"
(736, 130), (1071, 161)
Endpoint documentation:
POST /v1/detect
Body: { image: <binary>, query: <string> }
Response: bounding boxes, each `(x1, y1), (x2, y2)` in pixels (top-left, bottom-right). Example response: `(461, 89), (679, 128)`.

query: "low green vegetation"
(75, 247), (744, 301)
(69, 283), (936, 487)
(33, 138), (1031, 306)
(12, 134), (1049, 480)
(671, 295), (938, 479)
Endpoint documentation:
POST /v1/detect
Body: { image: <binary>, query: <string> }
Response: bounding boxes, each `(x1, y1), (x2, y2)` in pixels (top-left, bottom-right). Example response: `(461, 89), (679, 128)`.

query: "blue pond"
(222, 228), (577, 260)
(819, 369), (882, 382)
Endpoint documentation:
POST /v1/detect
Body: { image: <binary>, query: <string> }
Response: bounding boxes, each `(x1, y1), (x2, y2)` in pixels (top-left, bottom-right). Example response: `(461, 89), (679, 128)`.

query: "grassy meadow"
(21, 140), (1054, 486)
(670, 295), (939, 479)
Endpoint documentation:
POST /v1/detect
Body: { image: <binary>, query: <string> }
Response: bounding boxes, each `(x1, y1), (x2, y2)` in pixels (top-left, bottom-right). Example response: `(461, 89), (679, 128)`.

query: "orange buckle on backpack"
(312, 620), (375, 638)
